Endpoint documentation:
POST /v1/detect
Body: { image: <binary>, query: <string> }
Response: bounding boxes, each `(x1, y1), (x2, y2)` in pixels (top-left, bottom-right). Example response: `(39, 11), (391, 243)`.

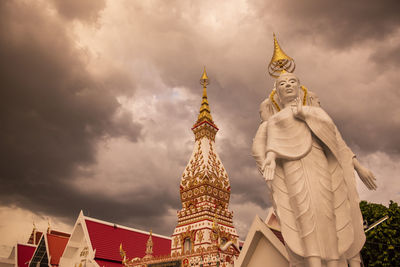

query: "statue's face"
(276, 73), (300, 105)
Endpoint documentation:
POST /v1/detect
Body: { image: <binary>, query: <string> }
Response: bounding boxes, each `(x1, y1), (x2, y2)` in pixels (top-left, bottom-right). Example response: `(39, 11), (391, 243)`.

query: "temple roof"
(84, 216), (171, 263)
(27, 229), (42, 245)
(29, 231), (70, 266)
(16, 244), (36, 267)
(47, 233), (69, 266)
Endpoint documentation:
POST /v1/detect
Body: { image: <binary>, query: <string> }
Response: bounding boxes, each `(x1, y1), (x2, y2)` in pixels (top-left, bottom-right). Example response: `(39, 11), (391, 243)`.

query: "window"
(220, 238), (227, 245)
(183, 238), (192, 253)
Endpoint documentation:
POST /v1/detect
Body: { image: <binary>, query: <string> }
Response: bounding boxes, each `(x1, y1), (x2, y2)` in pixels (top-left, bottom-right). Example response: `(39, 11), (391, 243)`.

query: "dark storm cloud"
(251, 0), (400, 48)
(250, 0), (400, 69)
(51, 0), (106, 23)
(370, 42), (400, 69)
(0, 0), (151, 225)
(333, 103), (400, 155)
(218, 138), (271, 208)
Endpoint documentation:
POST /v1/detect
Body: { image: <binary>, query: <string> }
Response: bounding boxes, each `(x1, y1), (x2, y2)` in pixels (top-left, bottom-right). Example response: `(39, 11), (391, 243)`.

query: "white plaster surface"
(251, 73), (376, 267)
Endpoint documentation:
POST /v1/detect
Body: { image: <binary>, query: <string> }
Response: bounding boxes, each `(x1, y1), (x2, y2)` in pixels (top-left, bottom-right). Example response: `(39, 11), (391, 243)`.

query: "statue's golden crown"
(268, 33), (296, 78)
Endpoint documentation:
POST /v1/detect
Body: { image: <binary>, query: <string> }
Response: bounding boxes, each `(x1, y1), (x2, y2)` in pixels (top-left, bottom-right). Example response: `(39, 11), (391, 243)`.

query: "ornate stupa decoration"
(181, 67), (230, 211)
(192, 67), (219, 142)
(119, 68), (240, 267)
(171, 68), (239, 265)
(268, 33), (296, 78)
(144, 230), (153, 259)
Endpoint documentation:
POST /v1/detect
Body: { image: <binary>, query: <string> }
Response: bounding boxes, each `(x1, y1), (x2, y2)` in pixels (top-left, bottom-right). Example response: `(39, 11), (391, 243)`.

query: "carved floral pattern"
(196, 230), (204, 243)
(180, 137), (230, 203)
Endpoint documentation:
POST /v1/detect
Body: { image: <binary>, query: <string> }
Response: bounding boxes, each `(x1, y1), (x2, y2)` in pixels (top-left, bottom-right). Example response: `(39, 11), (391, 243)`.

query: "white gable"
(235, 215), (289, 267)
(59, 211), (98, 267)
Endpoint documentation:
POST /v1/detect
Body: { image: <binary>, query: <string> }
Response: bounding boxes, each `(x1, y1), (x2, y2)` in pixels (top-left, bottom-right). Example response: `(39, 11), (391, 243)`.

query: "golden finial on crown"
(268, 33), (296, 78)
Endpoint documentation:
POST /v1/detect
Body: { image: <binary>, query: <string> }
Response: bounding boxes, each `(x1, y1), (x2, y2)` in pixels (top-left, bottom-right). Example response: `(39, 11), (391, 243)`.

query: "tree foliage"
(360, 200), (400, 267)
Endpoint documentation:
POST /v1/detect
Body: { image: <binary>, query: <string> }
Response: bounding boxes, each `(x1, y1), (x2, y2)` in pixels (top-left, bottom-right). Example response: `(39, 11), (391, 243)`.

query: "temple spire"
(196, 66), (214, 125)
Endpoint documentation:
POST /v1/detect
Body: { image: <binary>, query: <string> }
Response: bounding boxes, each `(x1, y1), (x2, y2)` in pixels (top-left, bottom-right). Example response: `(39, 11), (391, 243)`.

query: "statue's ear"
(275, 90), (281, 102)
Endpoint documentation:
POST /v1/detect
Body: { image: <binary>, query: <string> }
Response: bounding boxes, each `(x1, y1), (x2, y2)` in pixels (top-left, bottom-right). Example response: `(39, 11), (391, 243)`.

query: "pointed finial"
(31, 218), (38, 245)
(200, 66), (209, 87)
(268, 33), (295, 78)
(195, 66), (214, 124)
(120, 243), (127, 265)
(120, 243), (124, 256)
(145, 229), (154, 256)
(47, 217), (51, 234)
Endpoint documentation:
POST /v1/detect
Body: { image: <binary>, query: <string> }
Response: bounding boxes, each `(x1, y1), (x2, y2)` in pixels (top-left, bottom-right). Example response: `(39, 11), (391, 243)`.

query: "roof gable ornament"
(47, 217), (51, 234)
(144, 230), (154, 258)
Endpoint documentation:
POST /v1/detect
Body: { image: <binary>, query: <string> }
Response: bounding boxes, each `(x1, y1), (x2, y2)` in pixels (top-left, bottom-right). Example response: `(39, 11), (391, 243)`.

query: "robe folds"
(254, 105), (365, 261)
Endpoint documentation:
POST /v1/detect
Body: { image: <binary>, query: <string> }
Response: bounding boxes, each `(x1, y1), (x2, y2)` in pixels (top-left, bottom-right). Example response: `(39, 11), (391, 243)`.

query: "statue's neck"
(282, 98), (296, 108)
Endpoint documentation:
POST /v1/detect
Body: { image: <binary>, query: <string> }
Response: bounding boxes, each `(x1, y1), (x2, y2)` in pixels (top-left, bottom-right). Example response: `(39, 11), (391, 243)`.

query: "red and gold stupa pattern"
(171, 69), (239, 267)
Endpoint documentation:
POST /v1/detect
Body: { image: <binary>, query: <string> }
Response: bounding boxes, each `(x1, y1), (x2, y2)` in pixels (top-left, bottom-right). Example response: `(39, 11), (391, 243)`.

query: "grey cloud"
(50, 0), (106, 23)
(370, 42), (400, 69)
(0, 0), (143, 225)
(109, 111), (143, 142)
(337, 111), (400, 155)
(249, 0), (400, 69)
(250, 0), (400, 48)
(218, 138), (271, 209)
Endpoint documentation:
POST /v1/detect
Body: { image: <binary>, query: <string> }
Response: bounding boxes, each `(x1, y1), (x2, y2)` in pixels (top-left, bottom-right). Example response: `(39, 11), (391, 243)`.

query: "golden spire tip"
(202, 66), (208, 79)
(200, 66), (209, 87)
(195, 66), (214, 125)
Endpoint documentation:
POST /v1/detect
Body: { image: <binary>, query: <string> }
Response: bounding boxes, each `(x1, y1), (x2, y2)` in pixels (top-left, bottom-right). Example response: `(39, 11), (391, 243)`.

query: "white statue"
(252, 35), (377, 267)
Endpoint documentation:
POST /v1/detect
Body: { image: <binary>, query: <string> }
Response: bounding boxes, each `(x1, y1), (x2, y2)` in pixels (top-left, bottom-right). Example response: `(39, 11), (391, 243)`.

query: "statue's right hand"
(262, 152), (276, 181)
(291, 97), (305, 120)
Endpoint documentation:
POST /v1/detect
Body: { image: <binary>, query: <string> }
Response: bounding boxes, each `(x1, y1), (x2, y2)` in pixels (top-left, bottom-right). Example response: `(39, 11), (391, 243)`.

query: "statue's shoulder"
(306, 91), (321, 107)
(259, 98), (277, 122)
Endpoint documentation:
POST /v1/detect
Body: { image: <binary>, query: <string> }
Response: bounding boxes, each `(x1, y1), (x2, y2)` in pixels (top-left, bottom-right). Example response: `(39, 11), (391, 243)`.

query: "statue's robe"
(253, 98), (365, 262)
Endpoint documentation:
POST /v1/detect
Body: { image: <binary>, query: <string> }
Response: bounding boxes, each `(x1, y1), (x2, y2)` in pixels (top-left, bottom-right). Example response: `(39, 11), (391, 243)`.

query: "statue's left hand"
(353, 158), (377, 190)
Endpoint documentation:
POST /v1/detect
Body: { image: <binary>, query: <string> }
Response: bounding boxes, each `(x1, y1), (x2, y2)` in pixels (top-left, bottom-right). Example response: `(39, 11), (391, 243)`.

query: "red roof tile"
(17, 244), (36, 267)
(49, 230), (70, 238)
(95, 259), (123, 267)
(28, 230), (43, 245)
(47, 233), (69, 266)
(85, 219), (171, 263)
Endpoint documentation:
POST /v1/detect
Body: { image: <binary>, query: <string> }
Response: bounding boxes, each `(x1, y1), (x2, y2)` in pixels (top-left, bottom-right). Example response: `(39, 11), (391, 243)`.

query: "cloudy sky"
(1, 0), (400, 251)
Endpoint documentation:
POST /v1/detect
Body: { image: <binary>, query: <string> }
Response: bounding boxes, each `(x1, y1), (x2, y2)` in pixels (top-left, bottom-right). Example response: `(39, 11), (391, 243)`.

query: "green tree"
(360, 200), (400, 267)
